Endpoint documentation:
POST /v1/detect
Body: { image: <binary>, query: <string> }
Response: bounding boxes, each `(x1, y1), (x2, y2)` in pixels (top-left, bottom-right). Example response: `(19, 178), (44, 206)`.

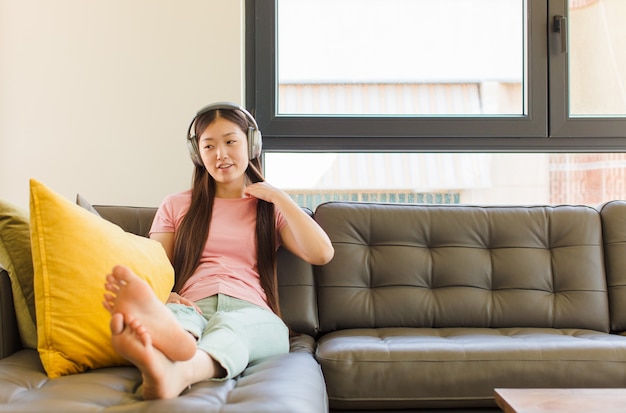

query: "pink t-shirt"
(149, 190), (286, 310)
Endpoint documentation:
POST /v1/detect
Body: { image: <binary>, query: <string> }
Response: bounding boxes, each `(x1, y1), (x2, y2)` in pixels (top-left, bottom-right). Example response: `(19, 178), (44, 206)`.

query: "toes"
(111, 265), (133, 283)
(105, 267), (130, 294)
(117, 314), (152, 347)
(136, 326), (151, 347)
(110, 313), (125, 335)
(103, 299), (113, 313)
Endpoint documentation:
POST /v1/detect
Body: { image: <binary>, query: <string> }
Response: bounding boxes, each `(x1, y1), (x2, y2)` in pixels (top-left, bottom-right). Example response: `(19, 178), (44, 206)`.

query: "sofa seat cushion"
(0, 345), (327, 413)
(316, 327), (626, 410)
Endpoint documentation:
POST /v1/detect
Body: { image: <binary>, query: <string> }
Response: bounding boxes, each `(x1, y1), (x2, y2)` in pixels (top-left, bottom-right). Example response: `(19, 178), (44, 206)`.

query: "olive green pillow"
(0, 200), (37, 349)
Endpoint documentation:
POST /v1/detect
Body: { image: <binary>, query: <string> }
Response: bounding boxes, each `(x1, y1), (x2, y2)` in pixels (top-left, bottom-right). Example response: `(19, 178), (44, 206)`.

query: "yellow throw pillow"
(29, 179), (173, 378)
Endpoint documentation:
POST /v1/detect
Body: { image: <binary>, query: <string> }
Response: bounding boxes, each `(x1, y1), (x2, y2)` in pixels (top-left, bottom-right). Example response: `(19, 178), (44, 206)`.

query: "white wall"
(0, 0), (244, 209)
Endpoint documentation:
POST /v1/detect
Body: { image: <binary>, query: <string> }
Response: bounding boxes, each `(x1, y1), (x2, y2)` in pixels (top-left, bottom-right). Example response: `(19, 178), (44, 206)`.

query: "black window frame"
(246, 0), (626, 152)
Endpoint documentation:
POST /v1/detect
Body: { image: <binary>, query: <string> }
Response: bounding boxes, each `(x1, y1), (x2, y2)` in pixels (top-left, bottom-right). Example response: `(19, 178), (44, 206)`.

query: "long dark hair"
(171, 109), (280, 316)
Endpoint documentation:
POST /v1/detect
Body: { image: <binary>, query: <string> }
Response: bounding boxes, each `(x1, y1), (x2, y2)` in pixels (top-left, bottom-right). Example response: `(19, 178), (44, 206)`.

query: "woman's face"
(198, 116), (249, 190)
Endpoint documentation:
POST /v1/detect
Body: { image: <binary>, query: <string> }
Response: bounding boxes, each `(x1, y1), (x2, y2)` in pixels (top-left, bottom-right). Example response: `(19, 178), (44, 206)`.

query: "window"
(549, 0), (626, 137)
(248, 0), (626, 149)
(276, 0), (525, 117)
(264, 151), (626, 209)
(248, 1), (626, 207)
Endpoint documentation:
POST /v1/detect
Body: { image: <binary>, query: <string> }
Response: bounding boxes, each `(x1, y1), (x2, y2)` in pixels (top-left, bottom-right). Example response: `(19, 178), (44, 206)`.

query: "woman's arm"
(150, 231), (201, 312)
(150, 232), (175, 263)
(245, 182), (334, 265)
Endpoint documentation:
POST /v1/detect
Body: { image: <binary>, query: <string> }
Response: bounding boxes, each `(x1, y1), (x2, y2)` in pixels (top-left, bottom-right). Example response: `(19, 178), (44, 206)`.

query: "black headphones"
(186, 102), (262, 167)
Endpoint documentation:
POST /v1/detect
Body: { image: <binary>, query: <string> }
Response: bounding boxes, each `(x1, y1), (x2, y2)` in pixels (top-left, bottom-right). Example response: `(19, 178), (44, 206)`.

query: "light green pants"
(167, 294), (289, 380)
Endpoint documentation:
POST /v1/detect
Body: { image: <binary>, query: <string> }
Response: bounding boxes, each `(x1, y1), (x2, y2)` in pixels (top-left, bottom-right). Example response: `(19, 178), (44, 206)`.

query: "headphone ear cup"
(248, 128), (262, 160)
(186, 136), (204, 167)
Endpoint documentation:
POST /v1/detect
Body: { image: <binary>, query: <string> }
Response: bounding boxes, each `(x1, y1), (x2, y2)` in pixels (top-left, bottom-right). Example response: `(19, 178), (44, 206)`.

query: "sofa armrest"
(0, 268), (22, 359)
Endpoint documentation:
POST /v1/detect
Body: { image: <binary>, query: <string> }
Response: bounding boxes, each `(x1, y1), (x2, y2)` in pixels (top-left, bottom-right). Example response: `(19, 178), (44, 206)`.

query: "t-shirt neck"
(214, 197), (255, 201)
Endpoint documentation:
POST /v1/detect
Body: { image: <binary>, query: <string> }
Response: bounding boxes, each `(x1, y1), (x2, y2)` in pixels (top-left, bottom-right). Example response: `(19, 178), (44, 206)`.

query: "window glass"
(568, 0), (626, 117)
(253, 0), (626, 144)
(266, 152), (626, 210)
(277, 0), (526, 116)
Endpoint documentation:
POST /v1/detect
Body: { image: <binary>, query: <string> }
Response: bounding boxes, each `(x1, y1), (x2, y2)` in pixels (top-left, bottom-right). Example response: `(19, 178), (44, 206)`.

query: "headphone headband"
(186, 102), (262, 167)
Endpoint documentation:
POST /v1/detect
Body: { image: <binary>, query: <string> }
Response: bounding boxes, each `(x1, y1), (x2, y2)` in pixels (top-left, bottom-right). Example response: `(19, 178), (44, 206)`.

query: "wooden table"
(495, 388), (626, 413)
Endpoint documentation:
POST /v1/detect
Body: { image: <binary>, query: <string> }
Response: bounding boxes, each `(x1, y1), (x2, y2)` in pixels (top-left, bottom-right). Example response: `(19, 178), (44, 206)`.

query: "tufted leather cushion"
(314, 202), (609, 333)
(598, 200), (626, 332)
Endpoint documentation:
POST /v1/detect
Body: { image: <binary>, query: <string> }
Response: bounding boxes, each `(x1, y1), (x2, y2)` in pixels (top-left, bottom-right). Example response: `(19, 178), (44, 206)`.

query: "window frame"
(246, 0), (626, 152)
(548, 0), (626, 138)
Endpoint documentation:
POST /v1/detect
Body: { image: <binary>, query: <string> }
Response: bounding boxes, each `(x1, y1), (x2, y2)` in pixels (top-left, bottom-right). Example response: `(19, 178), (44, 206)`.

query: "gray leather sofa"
(3, 200), (626, 412)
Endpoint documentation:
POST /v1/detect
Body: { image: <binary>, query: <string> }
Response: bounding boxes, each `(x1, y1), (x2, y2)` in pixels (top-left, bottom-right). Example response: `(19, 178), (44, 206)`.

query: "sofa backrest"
(598, 200), (626, 332)
(92, 205), (157, 238)
(314, 202), (610, 334)
(92, 204), (319, 336)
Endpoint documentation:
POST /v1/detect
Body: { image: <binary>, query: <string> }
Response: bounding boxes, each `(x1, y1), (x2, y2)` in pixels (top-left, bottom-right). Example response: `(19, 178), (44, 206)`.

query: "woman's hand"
(167, 292), (202, 314)
(245, 181), (334, 266)
(244, 181), (283, 203)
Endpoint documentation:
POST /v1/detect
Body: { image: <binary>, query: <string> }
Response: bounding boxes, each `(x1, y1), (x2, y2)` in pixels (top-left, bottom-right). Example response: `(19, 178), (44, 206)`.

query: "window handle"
(553, 15), (567, 53)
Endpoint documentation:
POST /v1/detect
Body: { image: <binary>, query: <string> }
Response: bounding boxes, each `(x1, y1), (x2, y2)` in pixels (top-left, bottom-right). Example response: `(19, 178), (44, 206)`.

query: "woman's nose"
(216, 146), (227, 160)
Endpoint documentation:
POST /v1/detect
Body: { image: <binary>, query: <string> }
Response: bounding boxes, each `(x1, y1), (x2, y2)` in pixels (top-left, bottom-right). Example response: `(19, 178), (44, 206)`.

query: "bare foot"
(103, 265), (196, 361)
(110, 313), (193, 399)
